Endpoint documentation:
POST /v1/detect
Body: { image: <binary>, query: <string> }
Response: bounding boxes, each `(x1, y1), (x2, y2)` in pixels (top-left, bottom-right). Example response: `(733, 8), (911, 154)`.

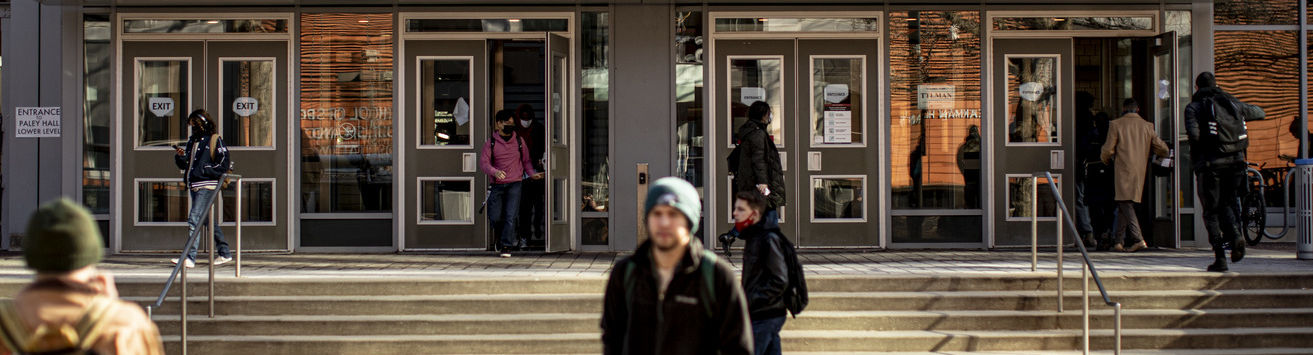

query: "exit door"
(120, 40), (290, 252)
(713, 38), (880, 248)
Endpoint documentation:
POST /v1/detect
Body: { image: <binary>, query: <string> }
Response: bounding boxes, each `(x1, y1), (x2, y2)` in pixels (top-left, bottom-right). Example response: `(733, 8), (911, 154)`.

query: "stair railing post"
(235, 176), (243, 278)
(208, 201), (216, 318)
(1057, 211), (1064, 313)
(1032, 177), (1039, 272)
(1082, 260), (1089, 355)
(1114, 302), (1123, 355)
(181, 249), (188, 355)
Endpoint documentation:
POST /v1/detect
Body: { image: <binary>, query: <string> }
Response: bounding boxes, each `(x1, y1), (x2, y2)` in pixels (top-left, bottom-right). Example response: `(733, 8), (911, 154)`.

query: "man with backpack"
(171, 109), (233, 268)
(1100, 99), (1170, 253)
(1185, 72), (1266, 272)
(481, 109), (544, 258)
(600, 177), (752, 355)
(733, 191), (806, 355)
(720, 101), (786, 255)
(1, 199), (164, 355)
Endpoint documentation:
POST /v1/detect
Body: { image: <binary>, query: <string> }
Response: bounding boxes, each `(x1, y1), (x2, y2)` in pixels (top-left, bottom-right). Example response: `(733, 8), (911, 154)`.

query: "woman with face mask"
(480, 109), (544, 258)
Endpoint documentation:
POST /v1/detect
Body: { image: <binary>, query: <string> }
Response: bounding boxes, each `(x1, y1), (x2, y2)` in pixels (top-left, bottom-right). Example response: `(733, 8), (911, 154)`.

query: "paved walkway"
(0, 244), (1309, 280)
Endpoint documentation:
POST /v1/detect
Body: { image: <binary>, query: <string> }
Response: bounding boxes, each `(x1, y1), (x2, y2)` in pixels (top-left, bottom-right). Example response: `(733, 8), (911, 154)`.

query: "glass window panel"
(1167, 11), (1194, 208)
(83, 14), (112, 214)
(1214, 0), (1299, 25)
(890, 11), (983, 210)
(299, 13), (395, 213)
(891, 215), (982, 243)
(1008, 176), (1059, 218)
(1215, 31), (1300, 201)
(714, 17), (879, 32)
(813, 177), (864, 219)
(420, 179), (473, 222)
(137, 181), (187, 223)
(419, 59), (472, 146)
(729, 58), (784, 146)
(992, 17), (1153, 31)
(581, 11), (611, 220)
(811, 57), (864, 145)
(220, 181), (274, 223)
(553, 178), (566, 222)
(675, 10), (706, 200)
(406, 19), (568, 33)
(137, 60), (188, 147)
(123, 19), (288, 33)
(551, 54), (567, 144)
(222, 60), (275, 147)
(1006, 57), (1059, 144)
(582, 217), (609, 246)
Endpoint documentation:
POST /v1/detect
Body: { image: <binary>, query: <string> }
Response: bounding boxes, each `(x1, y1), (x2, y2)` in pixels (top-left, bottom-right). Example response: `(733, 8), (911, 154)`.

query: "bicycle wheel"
(1241, 192), (1266, 246)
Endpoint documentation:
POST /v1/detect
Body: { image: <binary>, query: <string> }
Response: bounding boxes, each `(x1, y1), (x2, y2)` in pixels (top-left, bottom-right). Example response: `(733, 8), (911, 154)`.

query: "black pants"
(518, 178), (546, 242)
(1196, 166), (1246, 252)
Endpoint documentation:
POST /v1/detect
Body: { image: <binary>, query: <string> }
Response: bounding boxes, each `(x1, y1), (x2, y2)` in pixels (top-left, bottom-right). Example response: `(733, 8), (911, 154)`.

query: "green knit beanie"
(644, 177), (702, 234)
(24, 198), (104, 273)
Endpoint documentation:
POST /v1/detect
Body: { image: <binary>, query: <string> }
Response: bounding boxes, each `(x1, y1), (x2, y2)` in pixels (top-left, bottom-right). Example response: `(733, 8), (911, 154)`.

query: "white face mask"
(520, 119), (532, 128)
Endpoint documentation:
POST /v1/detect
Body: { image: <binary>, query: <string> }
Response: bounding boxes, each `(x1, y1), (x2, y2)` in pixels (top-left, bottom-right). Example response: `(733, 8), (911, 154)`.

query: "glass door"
(546, 33), (573, 253)
(402, 39), (486, 250)
(1148, 31), (1180, 248)
(990, 38), (1076, 246)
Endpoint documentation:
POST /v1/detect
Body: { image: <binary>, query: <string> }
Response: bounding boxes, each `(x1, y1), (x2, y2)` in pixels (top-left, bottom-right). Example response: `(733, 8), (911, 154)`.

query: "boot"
(1231, 236), (1246, 263)
(1081, 232), (1097, 249)
(1207, 249), (1229, 272)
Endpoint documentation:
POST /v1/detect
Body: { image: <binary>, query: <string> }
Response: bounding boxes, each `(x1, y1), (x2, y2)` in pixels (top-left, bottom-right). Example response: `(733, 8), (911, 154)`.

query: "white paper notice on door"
(823, 110), (852, 143)
(740, 87), (766, 105)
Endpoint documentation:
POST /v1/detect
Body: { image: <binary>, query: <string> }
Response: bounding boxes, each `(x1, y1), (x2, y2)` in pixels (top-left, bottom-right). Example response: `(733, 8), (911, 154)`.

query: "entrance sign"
(233, 97), (259, 117)
(1018, 82), (1044, 102)
(740, 87), (765, 105)
(823, 84), (849, 103)
(149, 97), (176, 117)
(15, 107), (61, 138)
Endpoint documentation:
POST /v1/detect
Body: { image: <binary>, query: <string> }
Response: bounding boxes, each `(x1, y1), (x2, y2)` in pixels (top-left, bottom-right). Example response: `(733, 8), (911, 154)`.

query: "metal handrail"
(1031, 171), (1122, 355)
(143, 174), (242, 355)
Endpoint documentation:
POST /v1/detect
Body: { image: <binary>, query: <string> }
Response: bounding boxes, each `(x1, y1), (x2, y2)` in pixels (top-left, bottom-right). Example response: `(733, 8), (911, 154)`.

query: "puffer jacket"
(740, 215), (789, 321)
(1184, 86), (1266, 170)
(734, 120), (787, 208)
(600, 238), (752, 355)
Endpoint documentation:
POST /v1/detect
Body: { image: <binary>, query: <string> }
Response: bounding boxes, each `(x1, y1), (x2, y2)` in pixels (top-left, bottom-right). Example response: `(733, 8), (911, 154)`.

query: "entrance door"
(121, 40), (290, 252)
(1144, 31), (1180, 248)
(713, 38), (879, 248)
(545, 33), (573, 253)
(402, 39), (487, 250)
(990, 39), (1075, 246)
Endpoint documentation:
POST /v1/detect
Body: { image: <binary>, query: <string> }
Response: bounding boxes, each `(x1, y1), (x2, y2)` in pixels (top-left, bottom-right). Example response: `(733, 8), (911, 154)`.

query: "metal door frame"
(113, 12), (295, 253)
(396, 12), (575, 252)
(707, 11), (885, 249)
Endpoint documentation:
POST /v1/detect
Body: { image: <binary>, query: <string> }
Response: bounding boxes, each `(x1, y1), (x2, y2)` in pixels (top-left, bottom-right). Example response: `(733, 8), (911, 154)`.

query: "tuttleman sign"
(15, 107), (61, 138)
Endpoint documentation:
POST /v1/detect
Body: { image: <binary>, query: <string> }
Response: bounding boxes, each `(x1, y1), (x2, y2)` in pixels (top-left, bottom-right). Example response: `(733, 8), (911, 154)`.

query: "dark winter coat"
(740, 216), (789, 321)
(600, 238), (753, 355)
(734, 120), (786, 208)
(1184, 86), (1266, 171)
(173, 133), (231, 186)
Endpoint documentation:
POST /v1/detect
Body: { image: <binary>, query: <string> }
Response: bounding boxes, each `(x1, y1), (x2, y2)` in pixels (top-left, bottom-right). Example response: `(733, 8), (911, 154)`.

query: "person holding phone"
(171, 109), (233, 268)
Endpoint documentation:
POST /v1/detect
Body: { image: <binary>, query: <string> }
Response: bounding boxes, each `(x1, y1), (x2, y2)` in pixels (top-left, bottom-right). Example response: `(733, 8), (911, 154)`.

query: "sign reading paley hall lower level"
(15, 107), (61, 138)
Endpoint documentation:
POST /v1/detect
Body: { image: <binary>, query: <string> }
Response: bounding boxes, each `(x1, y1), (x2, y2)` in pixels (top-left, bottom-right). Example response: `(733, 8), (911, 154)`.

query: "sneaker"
(170, 258), (196, 268)
(214, 256), (233, 266)
(1126, 241), (1148, 253)
(500, 252), (512, 258)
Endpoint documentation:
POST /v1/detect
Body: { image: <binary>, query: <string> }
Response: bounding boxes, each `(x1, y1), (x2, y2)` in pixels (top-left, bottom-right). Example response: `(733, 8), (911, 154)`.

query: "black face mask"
(501, 124), (515, 134)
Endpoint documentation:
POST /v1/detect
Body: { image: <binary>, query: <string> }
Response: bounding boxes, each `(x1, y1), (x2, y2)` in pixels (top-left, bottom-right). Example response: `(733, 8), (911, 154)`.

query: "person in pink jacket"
(481, 109), (543, 258)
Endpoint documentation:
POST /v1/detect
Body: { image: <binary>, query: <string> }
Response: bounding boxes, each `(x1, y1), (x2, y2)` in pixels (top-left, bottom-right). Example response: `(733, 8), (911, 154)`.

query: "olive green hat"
(644, 177), (702, 234)
(24, 198), (104, 273)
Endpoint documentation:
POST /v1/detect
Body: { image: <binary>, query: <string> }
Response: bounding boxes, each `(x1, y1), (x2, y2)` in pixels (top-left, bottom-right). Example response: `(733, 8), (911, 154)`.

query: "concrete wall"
(610, 3), (673, 251)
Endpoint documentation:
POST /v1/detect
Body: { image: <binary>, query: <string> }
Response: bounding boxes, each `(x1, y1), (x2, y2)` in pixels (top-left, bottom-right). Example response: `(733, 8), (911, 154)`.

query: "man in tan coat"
(0, 199), (164, 355)
(1101, 99), (1170, 252)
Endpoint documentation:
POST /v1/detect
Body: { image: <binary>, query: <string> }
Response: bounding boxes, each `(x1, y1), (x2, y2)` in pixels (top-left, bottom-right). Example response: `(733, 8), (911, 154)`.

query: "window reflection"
(1007, 57), (1058, 144)
(420, 179), (473, 222)
(811, 57), (863, 145)
(221, 181), (275, 223)
(419, 59), (472, 146)
(138, 181), (188, 223)
(993, 17), (1153, 31)
(675, 11), (705, 194)
(1214, 0), (1299, 25)
(137, 60), (189, 147)
(83, 14), (112, 214)
(222, 60), (275, 147)
(582, 11), (611, 225)
(813, 177), (863, 220)
(1008, 176), (1059, 218)
(1216, 31), (1301, 207)
(729, 58), (784, 146)
(299, 13), (394, 213)
(890, 11), (983, 210)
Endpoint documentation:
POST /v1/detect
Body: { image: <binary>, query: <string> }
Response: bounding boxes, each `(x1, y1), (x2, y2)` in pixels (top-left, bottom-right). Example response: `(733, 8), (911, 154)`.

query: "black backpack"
(1202, 96), (1249, 155)
(777, 235), (808, 318)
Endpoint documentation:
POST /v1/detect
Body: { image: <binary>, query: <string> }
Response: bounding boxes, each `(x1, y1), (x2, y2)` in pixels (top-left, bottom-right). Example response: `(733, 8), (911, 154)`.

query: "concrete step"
(152, 308), (1313, 336)
(7, 272), (1311, 298)
(791, 349), (1313, 355)
(159, 327), (1313, 354)
(134, 289), (1313, 316)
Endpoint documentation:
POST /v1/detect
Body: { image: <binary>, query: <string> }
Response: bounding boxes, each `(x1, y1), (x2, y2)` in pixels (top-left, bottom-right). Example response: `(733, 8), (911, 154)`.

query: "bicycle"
(1238, 161), (1294, 246)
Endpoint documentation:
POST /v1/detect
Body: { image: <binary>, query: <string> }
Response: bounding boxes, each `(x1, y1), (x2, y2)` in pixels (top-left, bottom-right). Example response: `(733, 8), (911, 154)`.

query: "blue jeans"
(186, 187), (231, 261)
(487, 181), (523, 250)
(751, 316), (785, 355)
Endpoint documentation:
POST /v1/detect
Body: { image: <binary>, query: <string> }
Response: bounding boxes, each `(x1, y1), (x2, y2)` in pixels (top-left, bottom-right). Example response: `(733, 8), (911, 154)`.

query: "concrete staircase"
(6, 273), (1313, 354)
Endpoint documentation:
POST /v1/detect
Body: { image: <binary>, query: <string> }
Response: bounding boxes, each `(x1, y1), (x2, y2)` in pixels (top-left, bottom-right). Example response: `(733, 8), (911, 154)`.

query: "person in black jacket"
(734, 101), (786, 214)
(733, 191), (788, 355)
(601, 177), (752, 355)
(1184, 72), (1266, 272)
(170, 109), (233, 268)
